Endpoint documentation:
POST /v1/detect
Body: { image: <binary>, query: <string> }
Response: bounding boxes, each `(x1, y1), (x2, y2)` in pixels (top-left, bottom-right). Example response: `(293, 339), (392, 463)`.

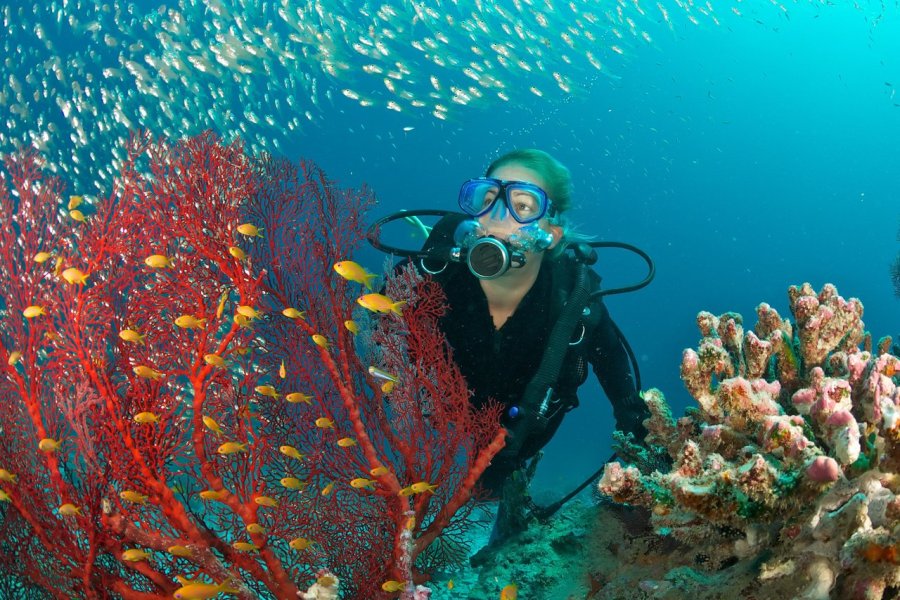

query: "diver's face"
(478, 164), (551, 237)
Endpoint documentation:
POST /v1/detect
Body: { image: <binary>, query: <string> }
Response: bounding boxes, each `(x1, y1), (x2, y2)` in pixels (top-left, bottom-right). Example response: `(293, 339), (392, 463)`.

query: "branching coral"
(0, 134), (504, 599)
(598, 283), (900, 599)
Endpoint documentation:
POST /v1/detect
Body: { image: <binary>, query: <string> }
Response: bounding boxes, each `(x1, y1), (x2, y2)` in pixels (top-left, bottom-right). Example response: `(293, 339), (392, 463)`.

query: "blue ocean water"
(1, 1), (899, 594)
(296, 4), (900, 495)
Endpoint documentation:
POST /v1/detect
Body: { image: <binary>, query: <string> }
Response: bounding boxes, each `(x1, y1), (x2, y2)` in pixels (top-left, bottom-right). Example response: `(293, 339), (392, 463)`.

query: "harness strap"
(499, 259), (593, 460)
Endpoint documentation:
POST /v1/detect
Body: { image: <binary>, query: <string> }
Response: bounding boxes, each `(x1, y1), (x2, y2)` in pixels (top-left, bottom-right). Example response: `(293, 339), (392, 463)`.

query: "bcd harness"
(369, 209), (654, 518)
(418, 213), (628, 462)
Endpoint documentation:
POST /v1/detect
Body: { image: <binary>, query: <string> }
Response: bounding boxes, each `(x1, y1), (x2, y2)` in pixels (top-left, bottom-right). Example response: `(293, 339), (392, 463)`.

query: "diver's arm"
(587, 302), (650, 443)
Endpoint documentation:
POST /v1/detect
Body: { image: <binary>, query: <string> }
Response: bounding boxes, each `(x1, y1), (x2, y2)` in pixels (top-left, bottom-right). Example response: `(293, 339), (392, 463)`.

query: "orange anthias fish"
(500, 583), (518, 599)
(172, 576), (239, 600)
(357, 293), (406, 316)
(333, 260), (378, 289)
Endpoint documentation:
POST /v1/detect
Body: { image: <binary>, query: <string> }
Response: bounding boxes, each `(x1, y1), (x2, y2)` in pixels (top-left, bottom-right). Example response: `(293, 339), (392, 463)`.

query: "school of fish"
(0, 0), (735, 192)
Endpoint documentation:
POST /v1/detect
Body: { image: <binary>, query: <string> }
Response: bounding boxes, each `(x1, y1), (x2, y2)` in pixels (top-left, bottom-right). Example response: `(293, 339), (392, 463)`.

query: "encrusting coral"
(598, 283), (900, 599)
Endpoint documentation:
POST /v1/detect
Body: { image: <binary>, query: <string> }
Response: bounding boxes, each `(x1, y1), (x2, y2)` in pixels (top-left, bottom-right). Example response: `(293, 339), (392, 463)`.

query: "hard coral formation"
(598, 283), (900, 599)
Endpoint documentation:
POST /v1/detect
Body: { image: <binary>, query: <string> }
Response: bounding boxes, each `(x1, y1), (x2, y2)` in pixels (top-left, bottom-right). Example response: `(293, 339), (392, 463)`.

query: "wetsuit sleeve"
(586, 301), (650, 443)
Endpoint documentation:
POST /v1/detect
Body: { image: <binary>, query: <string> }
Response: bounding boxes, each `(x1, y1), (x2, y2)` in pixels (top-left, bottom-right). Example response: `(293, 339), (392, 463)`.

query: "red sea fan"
(0, 132), (505, 599)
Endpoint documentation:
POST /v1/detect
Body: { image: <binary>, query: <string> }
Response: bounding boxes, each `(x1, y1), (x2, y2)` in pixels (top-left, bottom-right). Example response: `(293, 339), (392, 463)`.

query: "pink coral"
(598, 283), (900, 599)
(805, 456), (841, 483)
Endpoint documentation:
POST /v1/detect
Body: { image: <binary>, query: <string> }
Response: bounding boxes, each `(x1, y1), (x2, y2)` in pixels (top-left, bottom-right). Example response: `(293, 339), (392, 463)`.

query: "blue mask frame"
(458, 177), (555, 224)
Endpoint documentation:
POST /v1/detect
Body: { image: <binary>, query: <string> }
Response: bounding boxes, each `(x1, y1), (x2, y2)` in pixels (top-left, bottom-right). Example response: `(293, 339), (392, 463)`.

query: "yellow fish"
(233, 313), (252, 328)
(69, 209), (86, 222)
(236, 305), (260, 319)
(228, 246), (246, 261)
(174, 315), (206, 329)
(236, 222), (263, 237)
(281, 307), (306, 319)
(279, 445), (304, 460)
(58, 503), (82, 516)
(255, 385), (280, 399)
(333, 260), (378, 290)
(246, 523), (266, 534)
(409, 481), (437, 494)
(203, 353), (226, 368)
(167, 545), (193, 558)
(447, 580), (454, 590)
(7, 351), (22, 366)
(119, 490), (149, 504)
(500, 583), (518, 600)
(357, 293), (406, 316)
(279, 360), (286, 379)
(280, 477), (307, 490)
(23, 305), (46, 319)
(217, 442), (247, 455)
(133, 412), (159, 424)
(172, 577), (239, 600)
(0, 469), (17, 483)
(118, 329), (145, 344)
(144, 254), (172, 268)
(198, 490), (227, 502)
(215, 291), (228, 319)
(337, 437), (356, 448)
(254, 495), (278, 507)
(0, 490), (10, 502)
(344, 320), (359, 334)
(202, 415), (223, 435)
(321, 481), (335, 496)
(285, 392), (312, 404)
(381, 381), (395, 394)
(311, 334), (329, 348)
(369, 465), (389, 477)
(232, 541), (258, 552)
(60, 267), (89, 285)
(133, 365), (163, 380)
(33, 251), (52, 264)
(315, 417), (334, 429)
(288, 537), (316, 551)
(68, 195), (83, 210)
(382, 580), (408, 593)
(121, 548), (150, 562)
(38, 438), (61, 453)
(349, 478), (376, 490)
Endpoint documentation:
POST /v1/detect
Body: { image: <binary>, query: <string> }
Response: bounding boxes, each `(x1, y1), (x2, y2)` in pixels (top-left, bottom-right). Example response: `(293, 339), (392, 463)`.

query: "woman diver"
(371, 148), (653, 539)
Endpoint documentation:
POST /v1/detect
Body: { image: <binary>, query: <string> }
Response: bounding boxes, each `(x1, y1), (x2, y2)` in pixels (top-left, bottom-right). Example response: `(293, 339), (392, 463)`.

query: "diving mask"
(458, 177), (556, 224)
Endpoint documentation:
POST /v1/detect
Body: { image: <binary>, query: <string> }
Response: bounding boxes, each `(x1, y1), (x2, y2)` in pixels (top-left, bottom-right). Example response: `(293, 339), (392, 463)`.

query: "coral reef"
(598, 283), (900, 599)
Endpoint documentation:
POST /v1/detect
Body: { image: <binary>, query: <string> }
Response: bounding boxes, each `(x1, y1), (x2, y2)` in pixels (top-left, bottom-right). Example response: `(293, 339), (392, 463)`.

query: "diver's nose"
(486, 192), (509, 222)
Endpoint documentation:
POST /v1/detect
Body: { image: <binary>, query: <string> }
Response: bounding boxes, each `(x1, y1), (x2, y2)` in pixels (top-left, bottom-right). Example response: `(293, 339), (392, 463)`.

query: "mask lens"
(460, 180), (500, 215)
(507, 186), (543, 222)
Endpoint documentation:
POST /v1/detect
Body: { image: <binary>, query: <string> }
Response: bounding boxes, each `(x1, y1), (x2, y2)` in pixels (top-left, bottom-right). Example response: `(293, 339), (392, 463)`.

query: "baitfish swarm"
(1, 0), (762, 193)
(599, 283), (900, 599)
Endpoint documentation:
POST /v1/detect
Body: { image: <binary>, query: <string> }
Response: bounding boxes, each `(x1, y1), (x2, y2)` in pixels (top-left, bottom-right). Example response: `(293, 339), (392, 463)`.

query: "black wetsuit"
(425, 252), (650, 492)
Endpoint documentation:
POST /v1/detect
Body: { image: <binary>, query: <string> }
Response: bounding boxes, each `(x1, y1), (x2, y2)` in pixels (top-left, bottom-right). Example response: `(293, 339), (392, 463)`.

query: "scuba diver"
(368, 148), (654, 540)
